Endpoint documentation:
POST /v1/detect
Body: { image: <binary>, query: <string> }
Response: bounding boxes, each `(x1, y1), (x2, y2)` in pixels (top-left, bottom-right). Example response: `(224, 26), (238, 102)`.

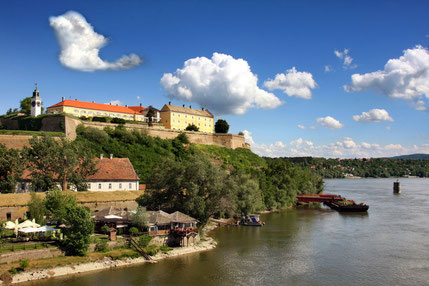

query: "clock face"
(31, 101), (36, 107)
(37, 102), (41, 107)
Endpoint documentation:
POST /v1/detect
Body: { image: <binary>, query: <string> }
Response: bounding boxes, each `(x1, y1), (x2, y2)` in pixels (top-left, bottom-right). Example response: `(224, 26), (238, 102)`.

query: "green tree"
(25, 135), (97, 191)
(185, 124), (199, 131)
(131, 206), (148, 230)
(146, 109), (155, 126)
(20, 97), (32, 115)
(0, 144), (25, 193)
(44, 189), (77, 225)
(27, 192), (46, 225)
(60, 205), (94, 256)
(230, 172), (263, 216)
(215, 119), (229, 133)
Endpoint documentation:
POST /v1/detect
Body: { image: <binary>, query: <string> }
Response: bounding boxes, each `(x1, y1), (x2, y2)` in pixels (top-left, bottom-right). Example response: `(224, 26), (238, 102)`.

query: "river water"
(28, 178), (429, 286)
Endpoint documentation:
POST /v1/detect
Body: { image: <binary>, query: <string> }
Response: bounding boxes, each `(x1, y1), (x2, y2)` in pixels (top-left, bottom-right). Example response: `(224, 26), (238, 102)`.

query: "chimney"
(125, 105), (128, 107)
(116, 104), (118, 106)
(92, 101), (94, 103)
(168, 101), (171, 105)
(61, 97), (65, 101)
(109, 154), (113, 160)
(182, 104), (185, 107)
(109, 103), (112, 105)
(100, 154), (104, 160)
(190, 105), (192, 109)
(139, 103), (142, 107)
(75, 98), (78, 101)
(202, 107), (204, 111)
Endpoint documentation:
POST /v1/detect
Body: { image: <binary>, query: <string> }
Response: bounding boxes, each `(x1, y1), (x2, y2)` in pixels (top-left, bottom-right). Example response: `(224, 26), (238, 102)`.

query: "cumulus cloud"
(243, 131), (429, 158)
(353, 108), (394, 122)
(316, 116), (344, 129)
(298, 125), (306, 130)
(264, 67), (317, 99)
(345, 45), (429, 110)
(160, 53), (282, 115)
(49, 11), (142, 72)
(334, 48), (356, 69)
(297, 124), (316, 130)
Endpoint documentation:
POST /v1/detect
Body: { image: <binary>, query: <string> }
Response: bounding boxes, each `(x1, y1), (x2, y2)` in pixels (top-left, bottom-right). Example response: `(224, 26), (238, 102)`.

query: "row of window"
(171, 119), (211, 127)
(73, 109), (135, 119)
(88, 182), (135, 190)
(172, 113), (210, 121)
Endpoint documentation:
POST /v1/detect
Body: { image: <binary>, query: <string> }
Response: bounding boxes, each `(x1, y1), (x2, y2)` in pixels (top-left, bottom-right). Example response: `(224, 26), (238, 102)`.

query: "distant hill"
(386, 154), (429, 160)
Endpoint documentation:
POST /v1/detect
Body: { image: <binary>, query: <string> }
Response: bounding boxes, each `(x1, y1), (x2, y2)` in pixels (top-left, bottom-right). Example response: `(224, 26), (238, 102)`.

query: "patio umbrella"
(4, 221), (16, 229)
(18, 220), (36, 229)
(18, 227), (40, 233)
(35, 226), (57, 232)
(104, 215), (123, 219)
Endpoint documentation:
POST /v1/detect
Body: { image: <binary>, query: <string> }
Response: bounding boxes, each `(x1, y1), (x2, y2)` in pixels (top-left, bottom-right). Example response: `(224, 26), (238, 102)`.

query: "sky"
(1, 0), (429, 158)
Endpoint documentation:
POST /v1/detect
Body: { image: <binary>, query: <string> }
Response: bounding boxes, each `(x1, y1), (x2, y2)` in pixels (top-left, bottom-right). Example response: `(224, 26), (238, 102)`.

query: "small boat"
(239, 214), (264, 226)
(325, 200), (369, 212)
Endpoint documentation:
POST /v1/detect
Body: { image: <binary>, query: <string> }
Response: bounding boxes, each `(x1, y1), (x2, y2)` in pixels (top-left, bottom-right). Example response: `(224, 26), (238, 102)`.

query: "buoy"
(393, 181), (401, 194)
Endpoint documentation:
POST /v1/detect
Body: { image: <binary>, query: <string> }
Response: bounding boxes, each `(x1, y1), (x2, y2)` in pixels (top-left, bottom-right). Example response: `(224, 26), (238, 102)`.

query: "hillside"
(386, 154), (429, 160)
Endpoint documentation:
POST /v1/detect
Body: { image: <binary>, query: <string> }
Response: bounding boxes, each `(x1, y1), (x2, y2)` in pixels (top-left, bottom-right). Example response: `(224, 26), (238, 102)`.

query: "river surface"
(28, 178), (429, 286)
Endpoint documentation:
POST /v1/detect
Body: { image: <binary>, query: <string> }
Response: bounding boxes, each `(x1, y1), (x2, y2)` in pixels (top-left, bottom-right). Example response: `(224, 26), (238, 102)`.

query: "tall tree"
(146, 108), (155, 126)
(0, 144), (25, 193)
(20, 97), (32, 115)
(27, 192), (47, 225)
(25, 135), (97, 191)
(215, 119), (229, 133)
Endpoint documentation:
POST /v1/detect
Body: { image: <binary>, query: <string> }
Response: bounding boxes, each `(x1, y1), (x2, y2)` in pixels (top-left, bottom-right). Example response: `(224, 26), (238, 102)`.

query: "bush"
(176, 132), (189, 144)
(100, 225), (111, 234)
(138, 234), (152, 248)
(215, 119), (229, 133)
(19, 259), (29, 270)
(0, 272), (12, 283)
(129, 227), (139, 236)
(92, 116), (109, 123)
(144, 245), (159, 256)
(159, 245), (172, 254)
(111, 118), (126, 124)
(95, 240), (109, 252)
(185, 124), (199, 131)
(238, 131), (244, 135)
(8, 267), (20, 275)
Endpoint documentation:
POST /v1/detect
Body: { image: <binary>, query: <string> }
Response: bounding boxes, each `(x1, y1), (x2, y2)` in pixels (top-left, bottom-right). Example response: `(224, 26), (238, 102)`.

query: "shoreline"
(2, 230), (218, 285)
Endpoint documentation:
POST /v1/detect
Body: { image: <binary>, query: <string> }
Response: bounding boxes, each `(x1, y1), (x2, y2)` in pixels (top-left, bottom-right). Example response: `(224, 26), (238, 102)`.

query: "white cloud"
(345, 45), (429, 110)
(137, 96), (141, 100)
(324, 65), (331, 72)
(298, 125), (306, 129)
(386, 126), (391, 131)
(160, 53), (282, 115)
(264, 67), (317, 99)
(105, 100), (122, 106)
(298, 124), (316, 130)
(316, 116), (344, 129)
(243, 131), (429, 158)
(334, 48), (356, 69)
(353, 108), (394, 122)
(49, 11), (142, 72)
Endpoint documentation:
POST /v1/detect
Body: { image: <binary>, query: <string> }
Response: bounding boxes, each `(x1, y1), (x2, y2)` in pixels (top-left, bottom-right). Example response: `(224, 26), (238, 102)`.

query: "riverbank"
(1, 223), (218, 285)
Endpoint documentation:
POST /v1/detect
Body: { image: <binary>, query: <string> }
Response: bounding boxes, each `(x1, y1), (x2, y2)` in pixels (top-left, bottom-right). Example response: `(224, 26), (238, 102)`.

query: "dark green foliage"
(59, 205), (94, 256)
(159, 245), (172, 254)
(20, 97), (32, 115)
(27, 192), (46, 225)
(44, 189), (78, 225)
(0, 144), (24, 193)
(138, 234), (152, 248)
(18, 259), (29, 270)
(100, 225), (110, 234)
(95, 240), (109, 252)
(145, 245), (159, 256)
(131, 206), (148, 230)
(129, 227), (139, 236)
(111, 118), (126, 124)
(176, 132), (189, 144)
(92, 116), (109, 122)
(238, 131), (244, 135)
(215, 119), (229, 133)
(185, 124), (199, 131)
(25, 134), (97, 191)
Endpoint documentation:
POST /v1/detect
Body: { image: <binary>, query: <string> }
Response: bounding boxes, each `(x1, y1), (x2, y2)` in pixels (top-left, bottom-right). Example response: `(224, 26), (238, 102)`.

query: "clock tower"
(31, 83), (42, 117)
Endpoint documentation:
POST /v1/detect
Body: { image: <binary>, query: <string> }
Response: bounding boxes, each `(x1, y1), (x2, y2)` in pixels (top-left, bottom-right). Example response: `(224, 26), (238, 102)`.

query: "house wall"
(47, 106), (144, 122)
(15, 181), (140, 193)
(160, 110), (214, 133)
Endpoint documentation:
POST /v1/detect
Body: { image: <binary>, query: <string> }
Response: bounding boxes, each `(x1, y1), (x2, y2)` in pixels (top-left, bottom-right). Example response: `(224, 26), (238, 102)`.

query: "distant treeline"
(283, 157), (429, 178)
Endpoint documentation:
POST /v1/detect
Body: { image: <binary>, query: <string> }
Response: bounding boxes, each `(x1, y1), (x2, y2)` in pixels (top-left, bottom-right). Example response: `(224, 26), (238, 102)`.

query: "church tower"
(31, 83), (42, 117)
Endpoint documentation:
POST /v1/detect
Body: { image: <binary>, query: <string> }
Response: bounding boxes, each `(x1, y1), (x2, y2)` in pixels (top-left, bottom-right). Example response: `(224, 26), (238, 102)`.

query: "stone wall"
(1, 248), (63, 264)
(0, 135), (33, 149)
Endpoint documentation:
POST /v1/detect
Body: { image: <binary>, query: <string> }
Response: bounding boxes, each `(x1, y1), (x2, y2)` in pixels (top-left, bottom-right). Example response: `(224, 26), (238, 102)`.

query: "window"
(185, 115), (187, 118)
(98, 183), (102, 189)
(6, 212), (11, 220)
(129, 183), (132, 189)
(173, 119), (175, 122)
(88, 183), (91, 189)
(119, 183), (122, 189)
(109, 183), (112, 189)
(178, 114), (180, 117)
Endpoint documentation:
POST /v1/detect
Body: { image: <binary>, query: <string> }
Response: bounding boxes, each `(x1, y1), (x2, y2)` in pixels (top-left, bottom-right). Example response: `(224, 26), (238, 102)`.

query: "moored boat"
(239, 214), (264, 226)
(325, 200), (369, 212)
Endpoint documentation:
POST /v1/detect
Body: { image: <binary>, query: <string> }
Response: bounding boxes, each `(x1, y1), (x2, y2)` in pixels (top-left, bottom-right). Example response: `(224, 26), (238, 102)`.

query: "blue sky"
(1, 0), (428, 158)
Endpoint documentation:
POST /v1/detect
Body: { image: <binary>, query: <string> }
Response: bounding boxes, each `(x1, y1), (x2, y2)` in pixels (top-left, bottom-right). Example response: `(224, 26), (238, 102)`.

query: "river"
(27, 178), (429, 286)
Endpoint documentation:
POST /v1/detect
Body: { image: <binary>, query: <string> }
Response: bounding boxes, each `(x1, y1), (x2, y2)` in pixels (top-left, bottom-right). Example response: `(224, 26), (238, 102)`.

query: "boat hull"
(325, 202), (369, 212)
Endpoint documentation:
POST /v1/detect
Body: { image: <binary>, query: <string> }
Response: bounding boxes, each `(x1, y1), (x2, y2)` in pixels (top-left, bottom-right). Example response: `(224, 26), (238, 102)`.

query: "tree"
(20, 97), (32, 115)
(27, 192), (46, 225)
(44, 189), (78, 225)
(0, 144), (25, 193)
(185, 124), (199, 131)
(25, 135), (97, 191)
(146, 108), (155, 126)
(60, 205), (94, 256)
(215, 119), (229, 133)
(131, 206), (148, 230)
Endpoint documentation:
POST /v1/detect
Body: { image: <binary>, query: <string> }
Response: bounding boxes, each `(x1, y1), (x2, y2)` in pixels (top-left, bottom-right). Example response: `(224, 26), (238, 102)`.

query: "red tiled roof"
(128, 106), (147, 113)
(21, 158), (139, 181)
(47, 100), (138, 115)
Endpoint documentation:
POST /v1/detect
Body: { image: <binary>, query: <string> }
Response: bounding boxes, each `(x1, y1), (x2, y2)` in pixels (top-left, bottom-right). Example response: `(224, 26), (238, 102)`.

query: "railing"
(127, 237), (152, 261)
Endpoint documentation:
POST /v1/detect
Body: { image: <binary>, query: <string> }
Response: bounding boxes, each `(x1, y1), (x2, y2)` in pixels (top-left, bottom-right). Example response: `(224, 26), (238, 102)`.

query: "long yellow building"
(160, 104), (214, 133)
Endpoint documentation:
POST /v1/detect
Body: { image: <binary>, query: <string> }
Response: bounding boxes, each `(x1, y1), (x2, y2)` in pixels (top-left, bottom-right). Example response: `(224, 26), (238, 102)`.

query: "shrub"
(111, 118), (126, 124)
(138, 234), (152, 248)
(95, 240), (109, 252)
(215, 119), (229, 133)
(185, 124), (199, 131)
(159, 245), (172, 254)
(92, 116), (109, 123)
(129, 227), (139, 236)
(238, 131), (244, 135)
(0, 272), (12, 283)
(100, 225), (111, 234)
(144, 245), (159, 256)
(8, 267), (19, 275)
(176, 132), (189, 144)
(19, 259), (29, 270)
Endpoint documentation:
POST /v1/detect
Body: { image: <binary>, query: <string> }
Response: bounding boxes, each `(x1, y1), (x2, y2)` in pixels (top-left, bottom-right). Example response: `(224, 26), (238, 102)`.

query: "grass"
(0, 242), (56, 254)
(0, 130), (65, 136)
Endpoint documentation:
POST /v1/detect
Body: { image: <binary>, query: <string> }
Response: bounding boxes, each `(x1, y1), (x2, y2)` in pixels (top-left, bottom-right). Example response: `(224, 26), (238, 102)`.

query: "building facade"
(16, 155), (140, 193)
(31, 84), (42, 117)
(160, 103), (214, 133)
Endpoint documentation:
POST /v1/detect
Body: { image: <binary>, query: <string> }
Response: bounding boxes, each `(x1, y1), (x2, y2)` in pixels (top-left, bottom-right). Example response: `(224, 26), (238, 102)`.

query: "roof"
(22, 158), (139, 181)
(147, 210), (198, 225)
(47, 100), (139, 115)
(160, 104), (213, 118)
(93, 206), (132, 221)
(87, 158), (139, 181)
(169, 211), (199, 223)
(128, 106), (147, 113)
